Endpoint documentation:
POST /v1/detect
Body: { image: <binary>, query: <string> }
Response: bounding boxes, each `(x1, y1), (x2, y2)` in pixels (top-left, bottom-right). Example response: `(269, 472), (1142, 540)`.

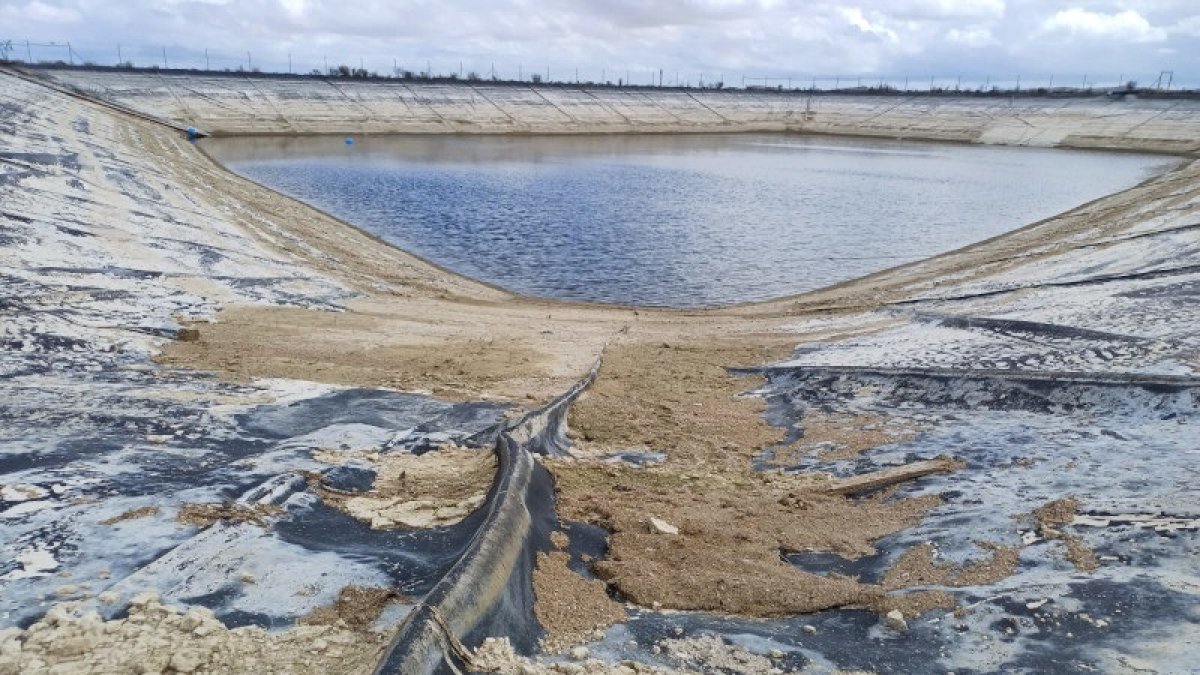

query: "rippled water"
(208, 134), (1173, 307)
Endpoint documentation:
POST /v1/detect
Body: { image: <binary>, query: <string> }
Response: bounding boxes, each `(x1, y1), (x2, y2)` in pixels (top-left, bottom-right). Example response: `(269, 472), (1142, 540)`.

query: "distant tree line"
(13, 60), (1197, 99)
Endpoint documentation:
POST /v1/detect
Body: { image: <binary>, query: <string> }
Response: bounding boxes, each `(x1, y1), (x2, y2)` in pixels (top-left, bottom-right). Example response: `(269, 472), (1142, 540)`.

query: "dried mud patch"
(767, 411), (920, 465)
(549, 461), (945, 616)
(156, 304), (557, 402)
(548, 339), (965, 617)
(532, 549), (627, 652)
(300, 585), (404, 631)
(314, 444), (495, 529)
(99, 505), (160, 525)
(566, 340), (792, 469)
(1034, 497), (1100, 572)
(866, 589), (957, 617)
(176, 502), (283, 528)
(882, 541), (1021, 589)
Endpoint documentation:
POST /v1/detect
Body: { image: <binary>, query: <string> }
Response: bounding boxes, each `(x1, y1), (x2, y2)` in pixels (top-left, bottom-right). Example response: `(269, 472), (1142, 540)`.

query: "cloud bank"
(2, 0), (1195, 87)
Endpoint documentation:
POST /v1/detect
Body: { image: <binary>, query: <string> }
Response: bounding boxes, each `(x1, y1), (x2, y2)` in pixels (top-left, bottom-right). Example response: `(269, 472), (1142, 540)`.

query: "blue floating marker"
(345, 137), (355, 145)
(185, 127), (199, 140)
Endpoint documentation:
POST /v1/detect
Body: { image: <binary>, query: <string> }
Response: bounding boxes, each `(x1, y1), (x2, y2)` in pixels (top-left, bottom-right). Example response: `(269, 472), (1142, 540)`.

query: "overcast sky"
(2, 1), (1196, 87)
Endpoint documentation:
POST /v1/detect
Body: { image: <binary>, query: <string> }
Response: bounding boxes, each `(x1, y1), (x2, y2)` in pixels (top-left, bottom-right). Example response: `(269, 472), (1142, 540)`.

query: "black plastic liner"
(372, 361), (600, 674)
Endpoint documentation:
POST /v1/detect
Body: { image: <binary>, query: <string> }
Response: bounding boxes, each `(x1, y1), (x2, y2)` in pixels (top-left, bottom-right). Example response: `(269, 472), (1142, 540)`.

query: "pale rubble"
(468, 634), (804, 675)
(646, 517), (679, 536)
(347, 492), (488, 529)
(316, 444), (495, 529)
(658, 634), (797, 675)
(884, 609), (909, 632)
(0, 598), (386, 675)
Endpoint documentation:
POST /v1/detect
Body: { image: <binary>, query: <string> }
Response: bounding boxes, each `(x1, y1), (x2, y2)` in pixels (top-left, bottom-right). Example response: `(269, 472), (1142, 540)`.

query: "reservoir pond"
(208, 134), (1174, 307)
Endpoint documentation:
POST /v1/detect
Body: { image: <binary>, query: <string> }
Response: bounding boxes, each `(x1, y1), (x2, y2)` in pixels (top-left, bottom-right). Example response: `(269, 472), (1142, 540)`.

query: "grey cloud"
(1, 0), (1194, 86)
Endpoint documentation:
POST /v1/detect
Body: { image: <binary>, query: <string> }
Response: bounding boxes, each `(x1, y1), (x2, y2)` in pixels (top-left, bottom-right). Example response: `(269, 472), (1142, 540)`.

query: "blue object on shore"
(345, 137), (355, 145)
(186, 127), (198, 139)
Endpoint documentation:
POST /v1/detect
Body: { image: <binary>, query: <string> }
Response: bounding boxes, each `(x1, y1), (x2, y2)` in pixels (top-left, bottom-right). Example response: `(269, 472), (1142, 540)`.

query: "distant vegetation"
(328, 64), (370, 78)
(11, 61), (1197, 99)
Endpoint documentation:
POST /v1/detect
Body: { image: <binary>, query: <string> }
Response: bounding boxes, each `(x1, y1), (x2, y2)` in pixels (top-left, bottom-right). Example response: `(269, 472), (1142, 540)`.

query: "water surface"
(208, 134), (1173, 307)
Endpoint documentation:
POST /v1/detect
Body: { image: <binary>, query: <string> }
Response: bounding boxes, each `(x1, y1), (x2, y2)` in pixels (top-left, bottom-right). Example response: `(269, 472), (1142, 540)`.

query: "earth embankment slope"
(27, 66), (1200, 155)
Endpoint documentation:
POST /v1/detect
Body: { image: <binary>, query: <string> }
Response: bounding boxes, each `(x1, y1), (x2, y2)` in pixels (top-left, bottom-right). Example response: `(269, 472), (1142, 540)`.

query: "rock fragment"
(647, 517), (678, 535)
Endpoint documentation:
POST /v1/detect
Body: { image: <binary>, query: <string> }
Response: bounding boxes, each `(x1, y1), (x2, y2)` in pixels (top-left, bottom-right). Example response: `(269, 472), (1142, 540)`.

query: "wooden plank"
(821, 456), (963, 495)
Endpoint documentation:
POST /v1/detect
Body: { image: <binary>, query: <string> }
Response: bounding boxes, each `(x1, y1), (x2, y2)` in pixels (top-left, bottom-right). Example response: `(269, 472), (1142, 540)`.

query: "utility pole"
(162, 47), (167, 69)
(26, 39), (31, 63)
(288, 53), (292, 74)
(247, 51), (252, 70)
(67, 41), (73, 65)
(117, 44), (121, 65)
(324, 55), (328, 74)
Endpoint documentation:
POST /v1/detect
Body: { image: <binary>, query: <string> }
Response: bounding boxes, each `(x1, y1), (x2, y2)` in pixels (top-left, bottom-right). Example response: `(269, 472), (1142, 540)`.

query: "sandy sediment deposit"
(2, 65), (1199, 674)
